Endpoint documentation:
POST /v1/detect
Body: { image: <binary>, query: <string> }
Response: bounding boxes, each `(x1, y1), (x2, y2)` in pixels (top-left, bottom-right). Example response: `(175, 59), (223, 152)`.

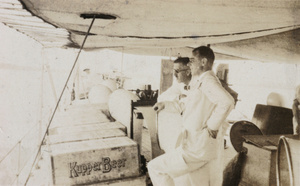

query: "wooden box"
(48, 122), (126, 136)
(51, 113), (110, 128)
(50, 105), (111, 129)
(50, 137), (140, 185)
(90, 175), (146, 186)
(239, 135), (297, 186)
(47, 129), (126, 145)
(240, 142), (277, 186)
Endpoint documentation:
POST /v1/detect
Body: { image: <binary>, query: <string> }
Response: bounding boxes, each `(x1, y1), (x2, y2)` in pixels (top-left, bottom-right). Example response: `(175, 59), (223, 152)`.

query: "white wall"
(0, 24), (84, 185)
(0, 23), (44, 185)
(122, 53), (163, 90)
(215, 60), (300, 120)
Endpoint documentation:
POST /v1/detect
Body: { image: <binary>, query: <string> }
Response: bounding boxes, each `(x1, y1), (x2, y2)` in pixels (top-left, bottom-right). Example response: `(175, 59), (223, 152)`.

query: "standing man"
(148, 46), (234, 186)
(158, 57), (191, 102)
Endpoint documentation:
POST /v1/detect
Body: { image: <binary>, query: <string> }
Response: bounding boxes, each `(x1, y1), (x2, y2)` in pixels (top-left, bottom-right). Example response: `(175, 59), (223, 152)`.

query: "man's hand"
(153, 102), (165, 112)
(292, 99), (300, 129)
(179, 94), (187, 100)
(292, 99), (300, 115)
(206, 127), (218, 139)
(293, 99), (299, 108)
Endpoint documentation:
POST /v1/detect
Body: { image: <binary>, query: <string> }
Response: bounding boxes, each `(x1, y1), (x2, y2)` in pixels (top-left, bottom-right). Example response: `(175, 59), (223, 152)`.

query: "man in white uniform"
(157, 57), (191, 153)
(148, 46), (234, 186)
(158, 57), (191, 102)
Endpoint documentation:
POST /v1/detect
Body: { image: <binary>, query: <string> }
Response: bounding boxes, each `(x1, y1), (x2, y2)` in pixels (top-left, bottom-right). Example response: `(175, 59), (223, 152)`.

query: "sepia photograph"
(0, 0), (299, 185)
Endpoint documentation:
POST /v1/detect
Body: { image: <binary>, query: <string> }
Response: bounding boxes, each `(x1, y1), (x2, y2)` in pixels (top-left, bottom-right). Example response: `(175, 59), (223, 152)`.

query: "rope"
(0, 119), (41, 164)
(24, 15), (96, 185)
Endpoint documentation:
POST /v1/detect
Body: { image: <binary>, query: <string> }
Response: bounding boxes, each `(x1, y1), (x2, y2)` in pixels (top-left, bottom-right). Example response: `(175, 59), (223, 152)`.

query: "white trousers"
(174, 159), (220, 186)
(147, 147), (215, 186)
(148, 130), (224, 186)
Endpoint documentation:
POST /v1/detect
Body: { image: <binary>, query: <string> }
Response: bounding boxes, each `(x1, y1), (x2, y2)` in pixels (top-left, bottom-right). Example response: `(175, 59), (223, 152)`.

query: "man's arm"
(157, 83), (182, 102)
(202, 76), (235, 131)
(292, 99), (300, 125)
(153, 100), (184, 114)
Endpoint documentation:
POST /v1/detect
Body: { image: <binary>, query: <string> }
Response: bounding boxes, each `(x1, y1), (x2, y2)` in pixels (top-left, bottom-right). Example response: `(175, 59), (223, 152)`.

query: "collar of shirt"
(190, 70), (213, 90)
(178, 82), (189, 95)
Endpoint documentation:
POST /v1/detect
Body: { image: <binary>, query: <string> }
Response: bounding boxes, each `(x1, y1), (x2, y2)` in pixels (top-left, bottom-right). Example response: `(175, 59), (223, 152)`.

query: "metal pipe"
(276, 136), (294, 186)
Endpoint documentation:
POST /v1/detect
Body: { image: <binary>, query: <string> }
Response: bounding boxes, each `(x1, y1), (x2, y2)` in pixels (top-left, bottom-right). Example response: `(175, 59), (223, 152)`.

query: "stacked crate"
(50, 137), (143, 185)
(46, 104), (146, 185)
(48, 121), (126, 136)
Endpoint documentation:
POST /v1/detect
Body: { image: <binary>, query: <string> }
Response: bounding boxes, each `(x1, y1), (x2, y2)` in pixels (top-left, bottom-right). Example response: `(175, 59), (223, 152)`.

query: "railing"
(0, 116), (48, 185)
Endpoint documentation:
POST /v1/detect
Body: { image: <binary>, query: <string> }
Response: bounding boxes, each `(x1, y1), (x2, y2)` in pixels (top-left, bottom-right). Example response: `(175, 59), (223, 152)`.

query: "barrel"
(276, 136), (300, 186)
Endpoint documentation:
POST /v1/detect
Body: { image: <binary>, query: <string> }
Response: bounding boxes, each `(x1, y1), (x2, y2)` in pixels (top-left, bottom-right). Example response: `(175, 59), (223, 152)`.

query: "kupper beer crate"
(47, 129), (126, 145)
(50, 137), (140, 185)
(48, 122), (126, 136)
(89, 175), (146, 186)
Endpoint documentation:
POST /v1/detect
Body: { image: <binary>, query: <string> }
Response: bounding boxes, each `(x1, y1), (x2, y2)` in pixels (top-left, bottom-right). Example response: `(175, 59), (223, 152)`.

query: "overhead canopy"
(1, 0), (299, 63)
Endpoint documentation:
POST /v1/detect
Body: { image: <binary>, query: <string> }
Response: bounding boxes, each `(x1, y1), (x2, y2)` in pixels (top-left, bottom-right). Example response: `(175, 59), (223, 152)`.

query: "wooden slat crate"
(89, 175), (146, 186)
(47, 129), (126, 145)
(239, 135), (298, 186)
(65, 103), (109, 112)
(50, 104), (111, 128)
(50, 137), (140, 185)
(48, 122), (126, 136)
(239, 143), (276, 186)
(51, 113), (110, 128)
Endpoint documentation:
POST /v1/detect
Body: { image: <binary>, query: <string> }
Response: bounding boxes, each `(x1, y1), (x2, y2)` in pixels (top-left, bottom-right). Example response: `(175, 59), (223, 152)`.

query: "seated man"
(148, 46), (234, 186)
(158, 57), (191, 102)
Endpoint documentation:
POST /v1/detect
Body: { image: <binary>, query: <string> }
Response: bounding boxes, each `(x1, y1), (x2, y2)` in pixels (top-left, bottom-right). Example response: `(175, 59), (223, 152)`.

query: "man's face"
(173, 63), (191, 84)
(188, 55), (203, 76)
(188, 54), (212, 76)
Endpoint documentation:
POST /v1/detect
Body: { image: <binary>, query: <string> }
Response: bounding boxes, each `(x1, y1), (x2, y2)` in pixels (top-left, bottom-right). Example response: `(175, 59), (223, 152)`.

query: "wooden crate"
(89, 175), (146, 186)
(65, 103), (109, 112)
(50, 137), (140, 185)
(239, 135), (297, 186)
(50, 105), (111, 128)
(47, 129), (126, 145)
(51, 113), (110, 128)
(239, 143), (277, 186)
(48, 122), (126, 136)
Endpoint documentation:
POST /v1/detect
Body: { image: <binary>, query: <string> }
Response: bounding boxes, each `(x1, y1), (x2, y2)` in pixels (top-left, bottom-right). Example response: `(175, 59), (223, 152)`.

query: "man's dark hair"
(174, 57), (190, 65)
(192, 46), (215, 64)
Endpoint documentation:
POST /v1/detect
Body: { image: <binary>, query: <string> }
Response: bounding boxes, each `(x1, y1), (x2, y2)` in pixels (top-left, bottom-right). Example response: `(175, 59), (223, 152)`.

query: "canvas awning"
(1, 0), (299, 63)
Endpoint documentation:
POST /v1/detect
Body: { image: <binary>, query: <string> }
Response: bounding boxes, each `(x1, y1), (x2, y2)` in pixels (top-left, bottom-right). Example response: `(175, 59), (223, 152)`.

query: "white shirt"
(157, 81), (189, 102)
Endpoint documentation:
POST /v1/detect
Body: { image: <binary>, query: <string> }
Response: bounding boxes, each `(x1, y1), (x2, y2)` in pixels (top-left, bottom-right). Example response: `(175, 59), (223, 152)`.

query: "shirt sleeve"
(292, 99), (300, 126)
(201, 76), (235, 131)
(157, 83), (182, 102)
(162, 100), (185, 114)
